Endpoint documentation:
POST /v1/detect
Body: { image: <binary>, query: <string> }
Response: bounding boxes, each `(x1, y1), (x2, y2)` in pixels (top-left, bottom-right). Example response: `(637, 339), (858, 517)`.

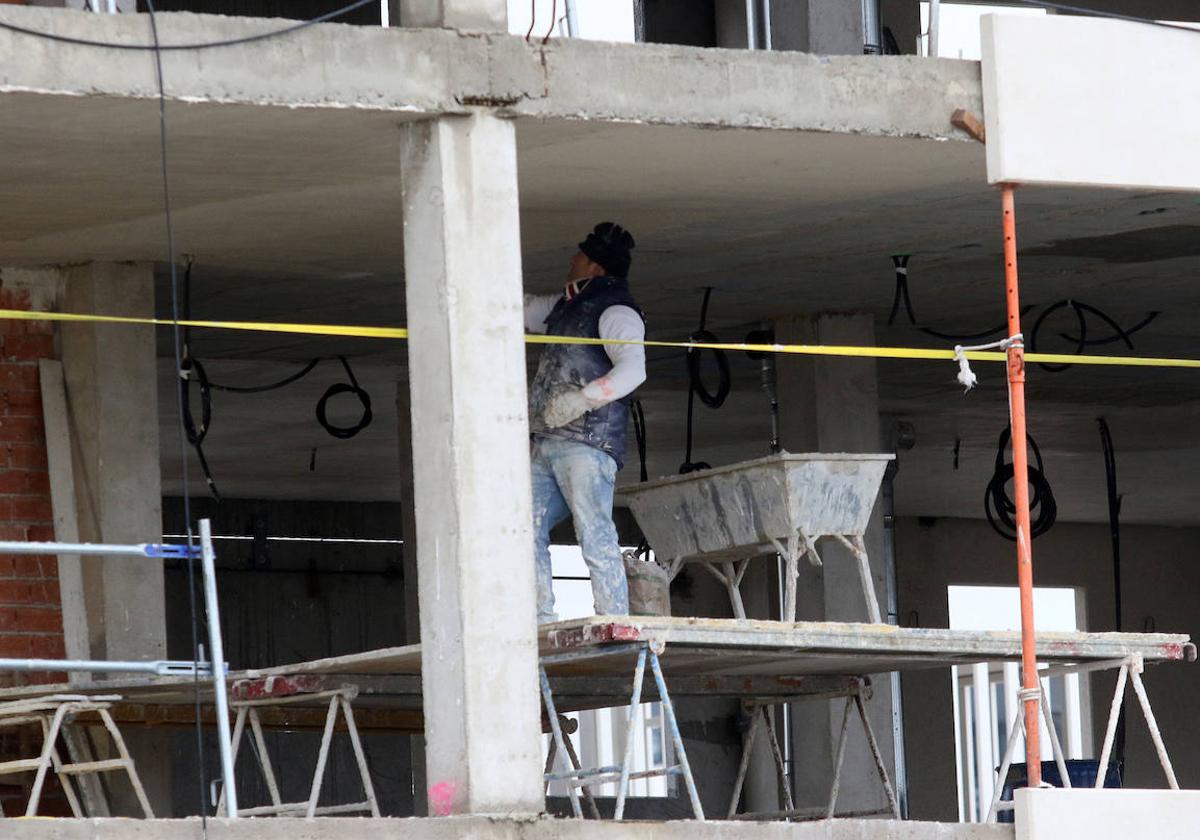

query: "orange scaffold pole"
(1001, 184), (1042, 785)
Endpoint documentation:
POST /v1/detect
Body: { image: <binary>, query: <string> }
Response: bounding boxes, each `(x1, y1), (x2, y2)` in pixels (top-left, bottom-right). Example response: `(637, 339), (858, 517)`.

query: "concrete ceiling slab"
(0, 13), (1197, 526)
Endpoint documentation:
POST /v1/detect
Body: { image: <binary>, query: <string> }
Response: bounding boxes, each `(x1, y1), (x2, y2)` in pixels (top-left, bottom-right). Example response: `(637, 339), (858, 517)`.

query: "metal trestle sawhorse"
(0, 694), (153, 818)
(539, 641), (705, 821)
(727, 677), (900, 822)
(216, 676), (380, 818)
(987, 653), (1180, 823)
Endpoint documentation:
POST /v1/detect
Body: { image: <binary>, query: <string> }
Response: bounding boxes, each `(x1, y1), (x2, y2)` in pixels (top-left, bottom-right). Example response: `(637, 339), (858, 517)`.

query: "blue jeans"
(531, 436), (629, 624)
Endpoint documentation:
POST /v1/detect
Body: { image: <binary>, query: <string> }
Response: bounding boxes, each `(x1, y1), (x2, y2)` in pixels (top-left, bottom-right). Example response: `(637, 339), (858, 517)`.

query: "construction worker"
(525, 222), (646, 623)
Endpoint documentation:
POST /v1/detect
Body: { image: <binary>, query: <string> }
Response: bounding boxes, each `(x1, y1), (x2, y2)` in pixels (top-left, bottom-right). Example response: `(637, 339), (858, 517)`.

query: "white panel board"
(1016, 788), (1200, 840)
(981, 15), (1200, 192)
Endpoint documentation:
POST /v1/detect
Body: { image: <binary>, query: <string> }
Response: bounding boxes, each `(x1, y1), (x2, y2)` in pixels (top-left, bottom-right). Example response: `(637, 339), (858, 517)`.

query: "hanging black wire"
(144, 0), (208, 824)
(888, 254), (1034, 341)
(680, 287), (730, 474)
(631, 398), (653, 559)
(890, 258), (1157, 359)
(1030, 301), (1158, 371)
(983, 425), (1058, 541)
(1098, 418), (1126, 769)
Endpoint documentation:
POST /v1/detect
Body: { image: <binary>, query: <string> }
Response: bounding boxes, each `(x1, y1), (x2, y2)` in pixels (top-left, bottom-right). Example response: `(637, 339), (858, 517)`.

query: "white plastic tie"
(953, 333), (1022, 393)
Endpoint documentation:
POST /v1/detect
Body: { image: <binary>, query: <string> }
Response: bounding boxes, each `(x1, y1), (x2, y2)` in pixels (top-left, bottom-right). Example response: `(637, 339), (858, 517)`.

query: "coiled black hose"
(679, 288), (730, 474)
(178, 261), (373, 500)
(984, 425), (1058, 541)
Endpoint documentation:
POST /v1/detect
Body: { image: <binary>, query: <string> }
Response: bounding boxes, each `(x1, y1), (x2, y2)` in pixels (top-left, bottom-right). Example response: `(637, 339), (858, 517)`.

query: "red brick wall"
(0, 285), (65, 687)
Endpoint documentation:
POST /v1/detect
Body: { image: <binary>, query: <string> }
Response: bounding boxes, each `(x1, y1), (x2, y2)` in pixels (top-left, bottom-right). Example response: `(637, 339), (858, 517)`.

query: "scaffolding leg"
(557, 717), (601, 820)
(61, 724), (110, 817)
(854, 690), (899, 818)
(762, 706), (795, 814)
(727, 703), (764, 818)
(851, 536), (882, 623)
(783, 536), (799, 622)
(96, 707), (153, 818)
(305, 694), (341, 819)
(216, 706), (249, 816)
(698, 562), (746, 620)
(987, 695), (1030, 823)
(540, 666), (584, 819)
(1038, 683), (1071, 790)
(613, 647), (647, 820)
(1129, 663), (1179, 789)
(26, 704), (71, 816)
(1095, 664), (1129, 790)
(46, 722), (83, 818)
(248, 708), (284, 808)
(826, 695), (853, 819)
(723, 561), (747, 619)
(649, 647), (705, 820)
(341, 695), (382, 816)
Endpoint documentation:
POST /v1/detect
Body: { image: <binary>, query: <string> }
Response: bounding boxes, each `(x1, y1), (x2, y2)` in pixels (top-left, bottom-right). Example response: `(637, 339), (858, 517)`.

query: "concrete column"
(399, 111), (543, 816)
(57, 262), (169, 815)
(768, 0), (866, 55)
(397, 0), (506, 30)
(775, 313), (897, 814)
(60, 263), (165, 664)
(395, 375), (427, 816)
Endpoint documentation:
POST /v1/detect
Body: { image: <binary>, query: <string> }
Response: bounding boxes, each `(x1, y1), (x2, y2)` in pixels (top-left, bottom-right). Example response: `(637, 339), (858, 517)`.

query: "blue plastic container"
(996, 760), (1122, 823)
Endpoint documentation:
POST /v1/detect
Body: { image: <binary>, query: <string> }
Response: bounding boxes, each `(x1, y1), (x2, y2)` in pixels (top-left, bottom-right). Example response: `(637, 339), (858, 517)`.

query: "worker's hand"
(542, 388), (595, 429)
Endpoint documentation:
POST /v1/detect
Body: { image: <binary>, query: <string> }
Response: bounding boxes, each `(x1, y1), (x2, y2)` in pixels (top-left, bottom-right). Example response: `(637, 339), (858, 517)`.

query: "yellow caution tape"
(2, 308), (1199, 370)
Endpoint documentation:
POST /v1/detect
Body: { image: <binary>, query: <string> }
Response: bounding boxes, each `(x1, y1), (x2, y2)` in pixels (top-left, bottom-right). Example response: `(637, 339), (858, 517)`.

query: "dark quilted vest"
(529, 276), (643, 467)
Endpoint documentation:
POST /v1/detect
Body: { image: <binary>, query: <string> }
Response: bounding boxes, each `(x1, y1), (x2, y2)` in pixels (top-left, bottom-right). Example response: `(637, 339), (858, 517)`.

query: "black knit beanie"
(578, 222), (636, 278)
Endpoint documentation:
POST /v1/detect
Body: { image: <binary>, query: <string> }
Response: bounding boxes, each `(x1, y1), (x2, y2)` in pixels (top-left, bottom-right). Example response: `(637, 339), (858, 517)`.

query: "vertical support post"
(1001, 185), (1041, 785)
(400, 111), (543, 816)
(199, 519), (237, 818)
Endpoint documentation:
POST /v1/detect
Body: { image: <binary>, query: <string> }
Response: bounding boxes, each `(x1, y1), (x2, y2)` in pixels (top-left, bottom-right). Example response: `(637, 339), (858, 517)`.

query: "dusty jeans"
(531, 436), (630, 624)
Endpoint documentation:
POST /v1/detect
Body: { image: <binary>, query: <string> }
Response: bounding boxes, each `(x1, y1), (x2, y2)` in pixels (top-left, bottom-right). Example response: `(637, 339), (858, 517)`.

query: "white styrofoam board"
(981, 15), (1200, 192)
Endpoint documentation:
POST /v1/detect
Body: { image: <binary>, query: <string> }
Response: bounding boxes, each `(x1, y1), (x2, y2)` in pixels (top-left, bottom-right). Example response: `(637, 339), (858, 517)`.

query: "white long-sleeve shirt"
(524, 292), (647, 406)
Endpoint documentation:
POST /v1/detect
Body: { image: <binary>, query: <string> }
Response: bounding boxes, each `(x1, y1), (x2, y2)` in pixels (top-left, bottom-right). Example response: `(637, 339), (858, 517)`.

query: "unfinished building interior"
(0, 1), (1197, 838)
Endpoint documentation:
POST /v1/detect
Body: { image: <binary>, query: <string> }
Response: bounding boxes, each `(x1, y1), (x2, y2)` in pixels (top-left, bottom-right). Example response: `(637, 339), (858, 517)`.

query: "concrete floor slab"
(0, 816), (1013, 840)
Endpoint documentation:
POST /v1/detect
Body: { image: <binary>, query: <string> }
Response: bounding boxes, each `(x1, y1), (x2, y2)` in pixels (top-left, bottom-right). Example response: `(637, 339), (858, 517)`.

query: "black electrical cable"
(316, 356), (373, 439)
(631, 398), (652, 560)
(208, 358), (321, 393)
(679, 288), (729, 473)
(144, 0), (208, 825)
(1098, 418), (1126, 772)
(0, 0), (379, 51)
(1062, 311), (1159, 348)
(983, 425), (1058, 541)
(888, 255), (1035, 342)
(1029, 301), (1158, 372)
(687, 288), (731, 409)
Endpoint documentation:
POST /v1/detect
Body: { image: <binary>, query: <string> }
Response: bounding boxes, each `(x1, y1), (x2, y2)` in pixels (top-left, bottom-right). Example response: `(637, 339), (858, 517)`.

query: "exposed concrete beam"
(399, 111), (543, 816)
(0, 7), (981, 141)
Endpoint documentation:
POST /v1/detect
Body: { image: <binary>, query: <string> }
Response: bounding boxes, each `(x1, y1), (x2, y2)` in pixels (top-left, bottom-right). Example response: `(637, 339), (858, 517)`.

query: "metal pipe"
(880, 462), (907, 817)
(200, 519), (238, 818)
(563, 0), (579, 37)
(0, 540), (196, 559)
(862, 0), (881, 53)
(0, 658), (211, 676)
(928, 0), (940, 57)
(380, 0), (389, 27)
(1001, 185), (1041, 786)
(745, 0), (758, 49)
